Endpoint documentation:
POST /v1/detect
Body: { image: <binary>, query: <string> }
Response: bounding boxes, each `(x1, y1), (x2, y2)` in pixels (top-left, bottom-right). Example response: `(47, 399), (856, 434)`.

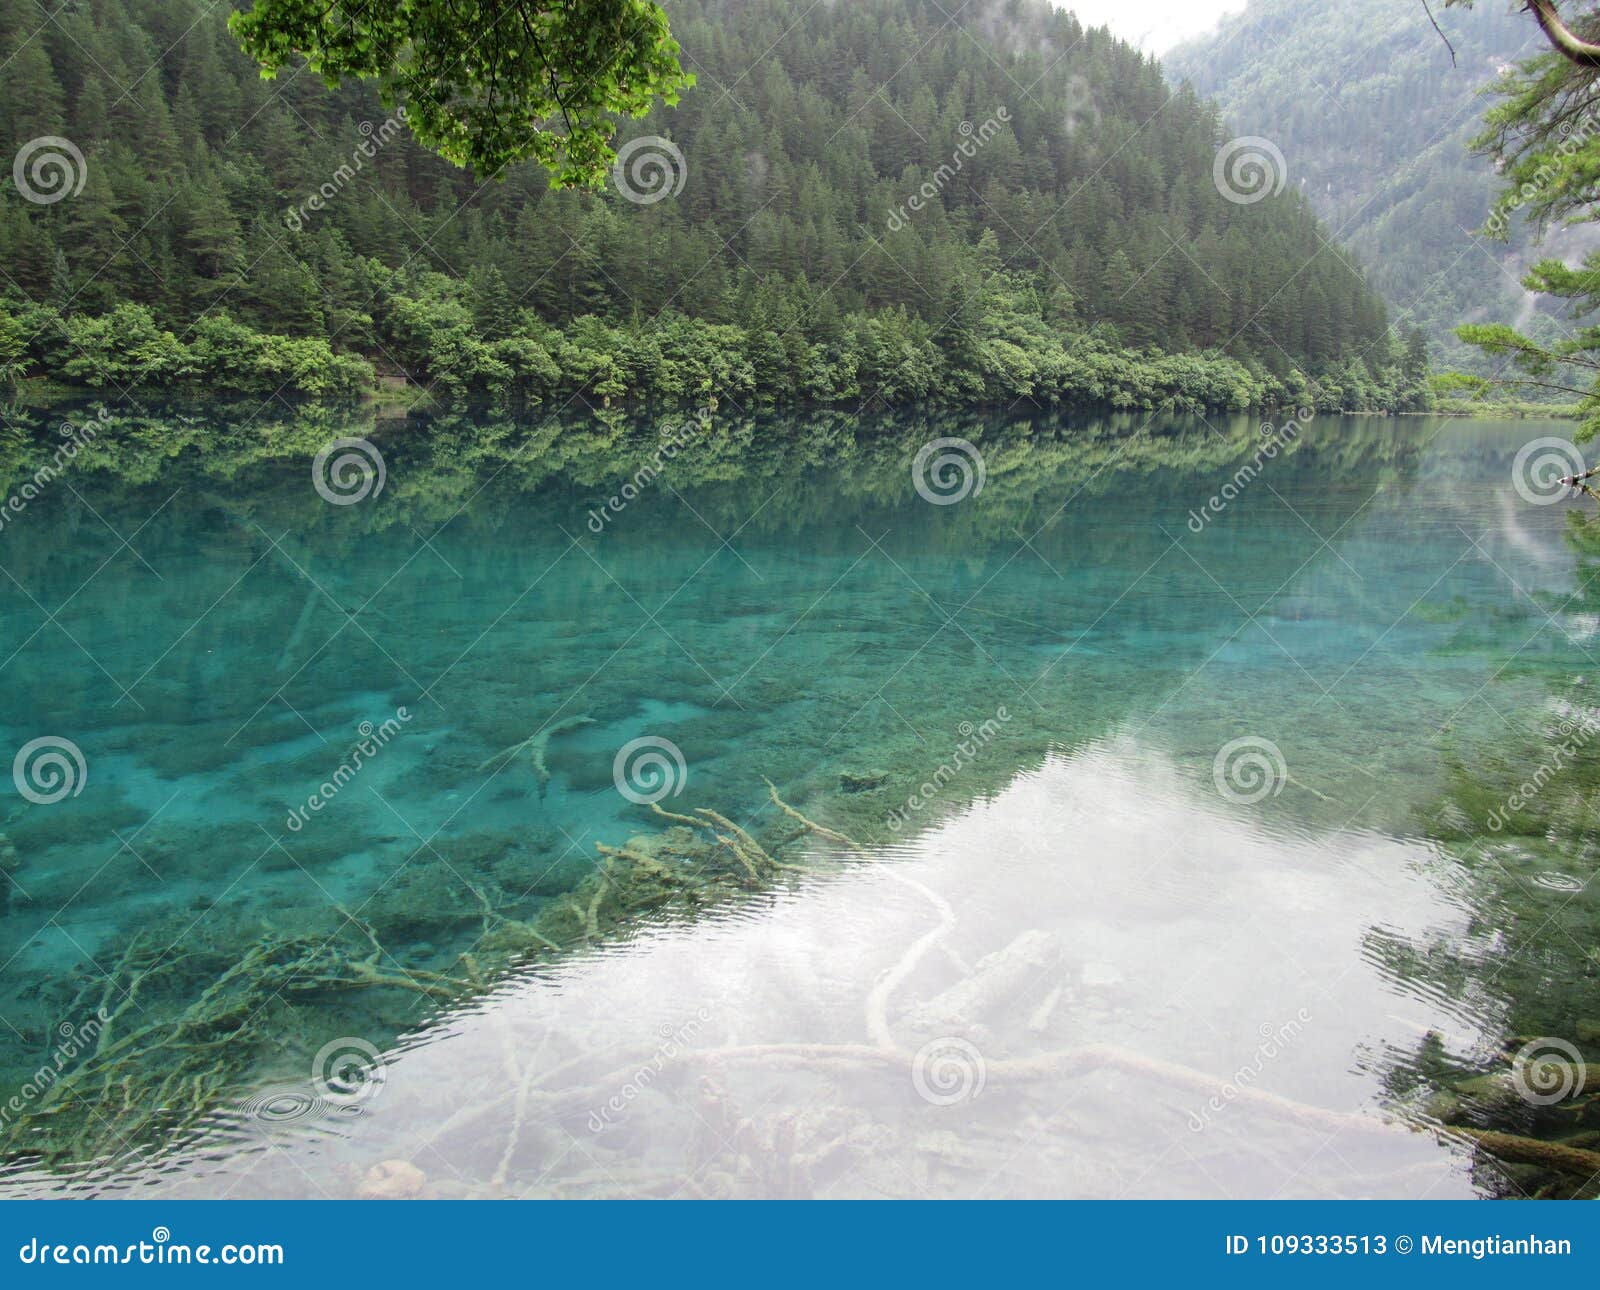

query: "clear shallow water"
(0, 406), (1596, 1198)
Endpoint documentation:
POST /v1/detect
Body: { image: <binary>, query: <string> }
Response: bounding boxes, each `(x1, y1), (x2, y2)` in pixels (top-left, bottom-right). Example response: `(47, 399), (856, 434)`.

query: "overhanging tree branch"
(1527, 0), (1600, 68)
(1422, 0), (1456, 66)
(513, 2), (576, 136)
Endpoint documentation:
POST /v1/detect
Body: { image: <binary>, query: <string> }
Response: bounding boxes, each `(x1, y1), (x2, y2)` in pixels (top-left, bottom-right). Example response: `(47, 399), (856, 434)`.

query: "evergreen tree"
(0, 0), (1413, 409)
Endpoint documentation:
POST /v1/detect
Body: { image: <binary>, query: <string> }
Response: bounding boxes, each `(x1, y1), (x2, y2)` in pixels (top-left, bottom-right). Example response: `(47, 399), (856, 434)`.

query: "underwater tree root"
(1449, 1126), (1600, 1178)
(764, 778), (862, 849)
(430, 786), (1418, 1173)
(477, 715), (594, 792)
(3, 922), (477, 1169)
(15, 778), (1418, 1189)
(313, 784), (1600, 1191)
(12, 780), (827, 1171)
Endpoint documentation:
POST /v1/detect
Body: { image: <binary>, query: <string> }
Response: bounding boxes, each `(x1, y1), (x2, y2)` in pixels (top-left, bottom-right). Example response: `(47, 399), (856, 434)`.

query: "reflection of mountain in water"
(0, 405), (1575, 1193)
(99, 744), (1485, 1199)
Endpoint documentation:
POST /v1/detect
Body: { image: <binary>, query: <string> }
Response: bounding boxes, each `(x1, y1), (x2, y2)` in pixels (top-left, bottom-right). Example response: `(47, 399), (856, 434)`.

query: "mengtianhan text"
(1421, 1236), (1572, 1259)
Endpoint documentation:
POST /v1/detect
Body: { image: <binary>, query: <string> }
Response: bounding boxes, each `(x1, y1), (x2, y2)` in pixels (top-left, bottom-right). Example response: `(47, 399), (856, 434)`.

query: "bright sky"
(1057, 0), (1247, 53)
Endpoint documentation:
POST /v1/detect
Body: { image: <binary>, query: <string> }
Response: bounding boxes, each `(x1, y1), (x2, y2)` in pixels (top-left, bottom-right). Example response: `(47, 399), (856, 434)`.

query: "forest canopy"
(1441, 0), (1600, 436)
(1166, 0), (1557, 378)
(229, 0), (694, 187)
(0, 0), (1423, 410)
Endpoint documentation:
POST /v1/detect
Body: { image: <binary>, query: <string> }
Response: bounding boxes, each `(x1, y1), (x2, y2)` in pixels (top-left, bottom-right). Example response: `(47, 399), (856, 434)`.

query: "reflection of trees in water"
(0, 399), (1430, 540)
(0, 403), (1430, 1184)
(1377, 508), (1600, 1197)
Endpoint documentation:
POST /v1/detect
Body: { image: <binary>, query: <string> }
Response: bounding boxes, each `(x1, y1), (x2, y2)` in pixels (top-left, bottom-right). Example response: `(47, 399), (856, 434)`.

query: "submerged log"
(1452, 1126), (1600, 1178)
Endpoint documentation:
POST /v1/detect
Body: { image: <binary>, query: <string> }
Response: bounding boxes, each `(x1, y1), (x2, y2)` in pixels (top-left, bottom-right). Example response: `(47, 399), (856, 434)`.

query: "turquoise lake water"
(0, 406), (1597, 1198)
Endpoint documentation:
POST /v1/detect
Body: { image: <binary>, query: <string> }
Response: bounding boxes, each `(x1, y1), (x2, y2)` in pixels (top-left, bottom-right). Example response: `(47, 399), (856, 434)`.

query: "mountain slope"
(0, 0), (1415, 406)
(1165, 0), (1592, 373)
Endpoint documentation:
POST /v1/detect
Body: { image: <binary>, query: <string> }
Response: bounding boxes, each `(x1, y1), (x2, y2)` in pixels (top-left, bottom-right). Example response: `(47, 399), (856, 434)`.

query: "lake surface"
(0, 405), (1597, 1199)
